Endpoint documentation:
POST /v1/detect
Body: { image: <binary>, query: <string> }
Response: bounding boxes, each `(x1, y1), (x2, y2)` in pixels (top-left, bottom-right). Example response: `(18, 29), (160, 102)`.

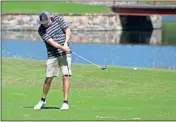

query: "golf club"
(71, 51), (107, 70)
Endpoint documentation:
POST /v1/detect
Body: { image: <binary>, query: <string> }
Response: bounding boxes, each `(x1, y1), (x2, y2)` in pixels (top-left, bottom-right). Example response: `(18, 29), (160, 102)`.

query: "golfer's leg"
(42, 57), (59, 100)
(62, 75), (69, 101)
(59, 54), (72, 109)
(61, 54), (72, 101)
(34, 58), (58, 110)
(42, 77), (54, 99)
(34, 78), (54, 110)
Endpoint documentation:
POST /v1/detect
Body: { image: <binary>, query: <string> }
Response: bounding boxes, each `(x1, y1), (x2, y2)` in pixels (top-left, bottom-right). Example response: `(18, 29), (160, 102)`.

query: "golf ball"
(133, 67), (137, 70)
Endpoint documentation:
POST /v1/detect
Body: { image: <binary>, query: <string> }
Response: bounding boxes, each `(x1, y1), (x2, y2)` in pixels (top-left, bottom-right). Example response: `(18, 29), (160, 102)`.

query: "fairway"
(2, 57), (176, 120)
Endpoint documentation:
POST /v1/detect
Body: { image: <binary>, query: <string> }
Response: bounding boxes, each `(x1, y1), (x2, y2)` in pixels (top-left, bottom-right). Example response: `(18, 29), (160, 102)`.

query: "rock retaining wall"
(2, 13), (162, 31)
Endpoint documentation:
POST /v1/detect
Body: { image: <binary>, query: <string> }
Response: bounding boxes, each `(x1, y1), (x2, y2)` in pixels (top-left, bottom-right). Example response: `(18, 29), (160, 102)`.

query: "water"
(2, 19), (176, 69)
(163, 16), (176, 22)
(2, 39), (176, 69)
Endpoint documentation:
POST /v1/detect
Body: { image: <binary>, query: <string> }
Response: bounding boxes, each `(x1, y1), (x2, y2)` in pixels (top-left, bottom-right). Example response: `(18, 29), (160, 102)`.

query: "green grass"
(2, 57), (176, 120)
(2, 1), (175, 14)
(162, 22), (176, 45)
(1, 1), (110, 13)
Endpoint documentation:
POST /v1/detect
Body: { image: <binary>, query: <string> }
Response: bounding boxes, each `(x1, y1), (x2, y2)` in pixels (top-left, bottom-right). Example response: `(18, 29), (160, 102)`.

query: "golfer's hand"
(62, 46), (70, 53)
(64, 42), (68, 47)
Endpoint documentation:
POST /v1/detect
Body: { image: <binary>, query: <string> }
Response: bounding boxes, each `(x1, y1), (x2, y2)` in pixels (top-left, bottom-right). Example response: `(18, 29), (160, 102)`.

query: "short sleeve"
(58, 16), (68, 30)
(38, 27), (52, 42)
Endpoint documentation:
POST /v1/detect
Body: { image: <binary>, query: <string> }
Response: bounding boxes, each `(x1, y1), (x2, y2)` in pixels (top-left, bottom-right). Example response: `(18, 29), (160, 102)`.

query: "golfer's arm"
(46, 39), (64, 50)
(64, 28), (71, 43)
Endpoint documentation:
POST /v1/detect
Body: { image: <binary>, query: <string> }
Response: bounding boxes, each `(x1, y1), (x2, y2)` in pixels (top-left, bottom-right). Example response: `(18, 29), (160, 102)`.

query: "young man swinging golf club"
(34, 11), (72, 110)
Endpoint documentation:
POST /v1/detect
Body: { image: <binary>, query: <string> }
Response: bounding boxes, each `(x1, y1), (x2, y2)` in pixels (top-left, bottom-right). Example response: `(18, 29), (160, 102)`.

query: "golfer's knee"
(45, 77), (53, 84)
(63, 75), (69, 81)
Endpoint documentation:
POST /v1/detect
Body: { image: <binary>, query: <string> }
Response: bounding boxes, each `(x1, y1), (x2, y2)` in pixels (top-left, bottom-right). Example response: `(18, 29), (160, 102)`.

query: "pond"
(2, 21), (176, 70)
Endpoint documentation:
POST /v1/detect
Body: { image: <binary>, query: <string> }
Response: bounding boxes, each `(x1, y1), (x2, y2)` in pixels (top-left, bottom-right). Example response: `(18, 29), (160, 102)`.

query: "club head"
(101, 66), (107, 70)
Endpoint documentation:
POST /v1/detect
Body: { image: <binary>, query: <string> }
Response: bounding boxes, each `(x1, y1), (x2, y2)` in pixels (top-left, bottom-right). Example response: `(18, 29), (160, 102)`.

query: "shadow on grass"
(24, 106), (60, 109)
(41, 107), (60, 109)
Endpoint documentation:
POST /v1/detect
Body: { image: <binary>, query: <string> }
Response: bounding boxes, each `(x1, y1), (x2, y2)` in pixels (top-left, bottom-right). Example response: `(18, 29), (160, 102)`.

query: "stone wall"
(2, 13), (162, 31)
(2, 30), (162, 45)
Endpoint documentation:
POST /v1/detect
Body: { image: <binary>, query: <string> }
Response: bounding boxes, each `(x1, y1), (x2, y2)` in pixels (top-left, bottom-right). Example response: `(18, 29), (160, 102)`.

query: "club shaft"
(72, 52), (102, 68)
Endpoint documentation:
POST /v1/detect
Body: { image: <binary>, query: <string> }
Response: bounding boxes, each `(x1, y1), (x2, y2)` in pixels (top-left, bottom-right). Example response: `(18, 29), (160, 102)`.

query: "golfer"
(34, 11), (72, 110)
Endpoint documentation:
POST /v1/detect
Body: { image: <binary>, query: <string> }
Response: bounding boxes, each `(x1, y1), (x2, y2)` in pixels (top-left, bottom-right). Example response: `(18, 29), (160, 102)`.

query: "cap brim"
(39, 20), (48, 24)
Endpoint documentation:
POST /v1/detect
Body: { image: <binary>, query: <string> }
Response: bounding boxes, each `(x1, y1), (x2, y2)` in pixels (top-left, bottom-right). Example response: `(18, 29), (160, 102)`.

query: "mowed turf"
(2, 57), (176, 120)
(2, 1), (110, 13)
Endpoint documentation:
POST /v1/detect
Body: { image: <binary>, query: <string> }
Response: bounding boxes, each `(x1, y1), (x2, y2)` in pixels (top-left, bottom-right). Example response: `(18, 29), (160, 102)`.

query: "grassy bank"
(2, 1), (175, 14)
(2, 1), (110, 13)
(2, 57), (176, 120)
(162, 22), (176, 45)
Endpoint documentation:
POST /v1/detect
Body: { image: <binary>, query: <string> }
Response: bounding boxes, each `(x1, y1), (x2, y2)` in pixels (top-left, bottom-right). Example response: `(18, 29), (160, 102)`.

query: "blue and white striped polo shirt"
(38, 15), (69, 59)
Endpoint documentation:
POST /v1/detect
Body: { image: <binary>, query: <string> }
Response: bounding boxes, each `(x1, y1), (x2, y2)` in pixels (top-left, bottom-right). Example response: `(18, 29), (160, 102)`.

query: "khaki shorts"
(46, 53), (72, 77)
